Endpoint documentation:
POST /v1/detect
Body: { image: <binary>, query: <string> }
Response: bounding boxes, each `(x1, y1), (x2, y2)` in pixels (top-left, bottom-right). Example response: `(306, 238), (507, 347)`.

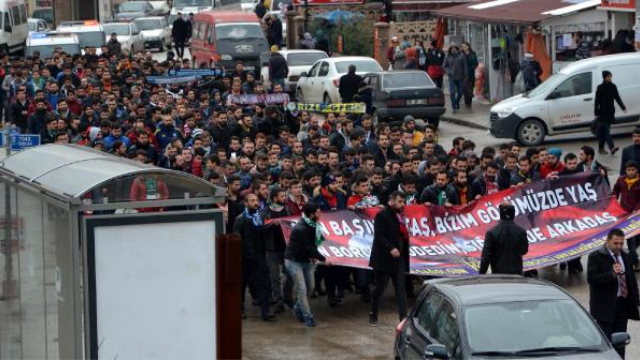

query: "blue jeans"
(449, 79), (464, 110)
(285, 259), (314, 319)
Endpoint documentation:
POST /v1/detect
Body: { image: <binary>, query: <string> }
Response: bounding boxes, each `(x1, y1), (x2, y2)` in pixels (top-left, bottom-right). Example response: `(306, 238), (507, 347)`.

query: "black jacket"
(233, 211), (267, 260)
(172, 18), (189, 41)
(595, 81), (626, 123)
(620, 144), (640, 175)
(262, 206), (289, 252)
(284, 220), (326, 263)
(369, 207), (410, 273)
(419, 183), (456, 205)
(10, 99), (29, 131)
(339, 72), (362, 103)
(587, 245), (640, 323)
(479, 219), (528, 275)
(268, 53), (288, 80)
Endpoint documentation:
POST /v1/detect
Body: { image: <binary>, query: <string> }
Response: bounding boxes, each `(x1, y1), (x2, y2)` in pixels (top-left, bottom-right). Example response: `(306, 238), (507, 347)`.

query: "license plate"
(408, 99), (428, 105)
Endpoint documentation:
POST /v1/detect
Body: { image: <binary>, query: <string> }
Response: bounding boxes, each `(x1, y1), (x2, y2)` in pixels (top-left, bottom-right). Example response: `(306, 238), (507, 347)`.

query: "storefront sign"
(601, 0), (636, 10)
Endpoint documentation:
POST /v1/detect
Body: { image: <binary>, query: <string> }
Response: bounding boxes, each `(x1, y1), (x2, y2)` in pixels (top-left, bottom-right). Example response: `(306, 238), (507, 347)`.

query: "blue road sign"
(10, 134), (40, 151)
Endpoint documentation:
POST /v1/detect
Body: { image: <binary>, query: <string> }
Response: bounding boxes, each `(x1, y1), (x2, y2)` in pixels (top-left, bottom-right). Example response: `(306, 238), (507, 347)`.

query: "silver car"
(133, 17), (171, 51)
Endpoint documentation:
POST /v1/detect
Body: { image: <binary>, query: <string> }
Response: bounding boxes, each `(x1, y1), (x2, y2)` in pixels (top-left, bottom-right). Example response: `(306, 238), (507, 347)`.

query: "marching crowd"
(1, 38), (640, 329)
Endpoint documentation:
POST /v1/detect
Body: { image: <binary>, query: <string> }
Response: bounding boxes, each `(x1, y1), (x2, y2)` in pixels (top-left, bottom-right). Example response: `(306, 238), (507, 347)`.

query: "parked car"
(133, 17), (171, 51)
(296, 56), (383, 104)
(102, 21), (145, 54)
(362, 70), (445, 125)
(57, 21), (105, 53)
(148, 0), (170, 16)
(32, 7), (53, 25)
(260, 49), (328, 92)
(395, 275), (630, 360)
(241, 0), (259, 12)
(0, 0), (28, 54)
(28, 18), (49, 36)
(490, 52), (640, 146)
(26, 32), (81, 59)
(114, 1), (158, 21)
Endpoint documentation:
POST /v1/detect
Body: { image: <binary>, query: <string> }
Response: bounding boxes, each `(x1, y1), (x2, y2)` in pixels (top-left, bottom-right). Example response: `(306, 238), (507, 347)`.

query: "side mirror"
(4, 25), (11, 33)
(425, 344), (449, 359)
(300, 72), (307, 77)
(611, 332), (631, 348)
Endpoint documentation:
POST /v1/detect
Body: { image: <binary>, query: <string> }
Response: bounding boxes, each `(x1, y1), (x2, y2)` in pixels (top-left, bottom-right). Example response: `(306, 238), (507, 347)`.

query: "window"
(19, 4), (27, 24)
(369, 76), (379, 90)
(553, 72), (592, 98)
(433, 301), (461, 359)
(198, 24), (207, 41)
(308, 63), (320, 77)
(208, 25), (214, 44)
(3, 12), (9, 28)
(10, 7), (19, 27)
(318, 62), (329, 77)
(415, 291), (444, 339)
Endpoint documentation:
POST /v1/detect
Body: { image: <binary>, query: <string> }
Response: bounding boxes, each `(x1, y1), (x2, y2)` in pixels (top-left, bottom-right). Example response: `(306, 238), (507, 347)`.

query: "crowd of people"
(2, 30), (640, 330)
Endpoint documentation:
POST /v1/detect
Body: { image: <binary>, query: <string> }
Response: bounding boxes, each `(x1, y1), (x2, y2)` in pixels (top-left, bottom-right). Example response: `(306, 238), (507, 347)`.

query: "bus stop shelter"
(0, 145), (239, 359)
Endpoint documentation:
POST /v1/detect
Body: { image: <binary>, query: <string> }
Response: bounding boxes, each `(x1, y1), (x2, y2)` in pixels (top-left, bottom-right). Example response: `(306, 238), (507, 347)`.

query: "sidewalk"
(440, 99), (492, 130)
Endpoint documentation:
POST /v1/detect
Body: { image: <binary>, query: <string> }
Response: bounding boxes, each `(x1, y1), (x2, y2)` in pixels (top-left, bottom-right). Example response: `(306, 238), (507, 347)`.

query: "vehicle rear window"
(287, 52), (327, 66)
(28, 44), (80, 58)
(103, 24), (130, 36)
(119, 2), (145, 12)
(335, 60), (382, 74)
(215, 23), (264, 41)
(383, 72), (434, 89)
(134, 19), (164, 30)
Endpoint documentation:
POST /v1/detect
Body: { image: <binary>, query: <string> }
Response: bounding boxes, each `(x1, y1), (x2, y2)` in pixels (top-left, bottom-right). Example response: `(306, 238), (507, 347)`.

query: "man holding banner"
(369, 191), (410, 326)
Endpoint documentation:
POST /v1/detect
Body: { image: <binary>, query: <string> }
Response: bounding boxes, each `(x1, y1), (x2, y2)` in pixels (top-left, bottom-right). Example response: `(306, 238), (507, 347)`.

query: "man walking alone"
(172, 12), (189, 59)
(369, 191), (410, 326)
(595, 70), (626, 155)
(479, 203), (529, 275)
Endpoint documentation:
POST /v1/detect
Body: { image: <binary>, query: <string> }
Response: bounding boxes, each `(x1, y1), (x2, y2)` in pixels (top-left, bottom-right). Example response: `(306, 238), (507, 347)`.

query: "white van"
(26, 32), (81, 58)
(0, 0), (28, 54)
(490, 53), (640, 146)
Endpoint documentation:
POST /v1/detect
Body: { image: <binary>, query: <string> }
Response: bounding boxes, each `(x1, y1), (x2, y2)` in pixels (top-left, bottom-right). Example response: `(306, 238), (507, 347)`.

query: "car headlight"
(497, 107), (516, 118)
(220, 54), (232, 60)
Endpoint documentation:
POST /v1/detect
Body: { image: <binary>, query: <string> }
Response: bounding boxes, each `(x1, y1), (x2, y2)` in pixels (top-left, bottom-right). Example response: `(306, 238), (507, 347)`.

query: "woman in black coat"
(595, 70), (626, 155)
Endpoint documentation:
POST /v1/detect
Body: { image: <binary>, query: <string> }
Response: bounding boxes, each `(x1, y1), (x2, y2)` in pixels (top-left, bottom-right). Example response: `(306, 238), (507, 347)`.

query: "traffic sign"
(10, 134), (40, 152)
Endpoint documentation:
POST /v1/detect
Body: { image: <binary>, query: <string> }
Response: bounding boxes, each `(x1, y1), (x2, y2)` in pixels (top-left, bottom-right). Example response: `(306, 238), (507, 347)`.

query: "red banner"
(280, 173), (640, 276)
(601, 0), (636, 10)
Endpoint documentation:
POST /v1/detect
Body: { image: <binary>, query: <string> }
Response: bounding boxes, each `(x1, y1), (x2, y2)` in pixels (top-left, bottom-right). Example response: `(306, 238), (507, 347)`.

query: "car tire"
(516, 118), (546, 146)
(323, 93), (331, 105)
(296, 88), (304, 103)
(372, 109), (380, 127)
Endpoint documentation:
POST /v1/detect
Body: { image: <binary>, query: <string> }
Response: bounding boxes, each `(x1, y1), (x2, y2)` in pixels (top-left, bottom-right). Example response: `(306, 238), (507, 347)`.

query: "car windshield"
(27, 44), (80, 59)
(28, 21), (36, 31)
(287, 52), (327, 66)
(33, 10), (53, 23)
(103, 24), (130, 36)
(465, 300), (608, 355)
(335, 60), (382, 74)
(134, 19), (163, 30)
(383, 72), (433, 89)
(526, 73), (565, 98)
(215, 23), (264, 41)
(59, 31), (105, 48)
(119, 2), (146, 12)
(173, 0), (211, 6)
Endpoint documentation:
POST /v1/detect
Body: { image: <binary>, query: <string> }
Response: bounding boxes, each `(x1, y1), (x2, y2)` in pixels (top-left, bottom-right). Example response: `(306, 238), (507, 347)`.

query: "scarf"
(396, 211), (409, 241)
(269, 202), (285, 213)
(321, 187), (338, 209)
(484, 173), (499, 195)
(518, 171), (532, 184)
(243, 208), (263, 227)
(437, 187), (447, 206)
(303, 214), (325, 246)
(458, 186), (468, 205)
(625, 176), (639, 190)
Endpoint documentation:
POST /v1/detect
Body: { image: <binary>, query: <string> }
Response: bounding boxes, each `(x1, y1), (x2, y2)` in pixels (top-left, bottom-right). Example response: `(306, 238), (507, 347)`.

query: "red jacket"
(613, 176), (640, 213)
(540, 162), (565, 179)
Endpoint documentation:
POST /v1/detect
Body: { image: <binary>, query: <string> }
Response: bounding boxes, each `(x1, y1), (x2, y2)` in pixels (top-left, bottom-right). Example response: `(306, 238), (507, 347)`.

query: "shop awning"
(430, 0), (601, 25)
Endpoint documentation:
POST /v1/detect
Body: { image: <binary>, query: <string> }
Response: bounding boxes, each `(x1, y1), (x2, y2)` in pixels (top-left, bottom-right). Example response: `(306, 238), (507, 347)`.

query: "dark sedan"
(395, 275), (630, 360)
(363, 70), (445, 125)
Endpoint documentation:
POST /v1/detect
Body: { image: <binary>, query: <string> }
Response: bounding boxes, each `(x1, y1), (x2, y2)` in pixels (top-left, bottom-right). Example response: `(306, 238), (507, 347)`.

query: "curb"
(441, 115), (490, 131)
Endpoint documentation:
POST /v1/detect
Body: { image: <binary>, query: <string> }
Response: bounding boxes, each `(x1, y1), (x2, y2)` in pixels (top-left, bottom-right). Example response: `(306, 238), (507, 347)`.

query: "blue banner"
(167, 69), (224, 77)
(146, 75), (200, 85)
